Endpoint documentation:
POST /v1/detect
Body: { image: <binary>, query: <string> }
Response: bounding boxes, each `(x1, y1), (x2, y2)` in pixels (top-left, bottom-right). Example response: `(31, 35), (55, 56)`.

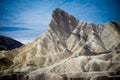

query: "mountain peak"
(49, 8), (79, 39)
(53, 8), (64, 13)
(52, 8), (72, 20)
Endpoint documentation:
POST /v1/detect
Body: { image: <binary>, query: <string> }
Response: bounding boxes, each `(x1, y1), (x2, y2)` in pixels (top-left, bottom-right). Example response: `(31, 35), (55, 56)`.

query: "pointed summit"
(52, 8), (77, 23)
(49, 8), (79, 39)
(53, 8), (65, 13)
(52, 8), (69, 17)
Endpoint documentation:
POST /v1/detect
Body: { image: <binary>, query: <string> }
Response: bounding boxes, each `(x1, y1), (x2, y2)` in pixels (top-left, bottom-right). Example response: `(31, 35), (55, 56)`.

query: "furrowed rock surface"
(0, 8), (120, 80)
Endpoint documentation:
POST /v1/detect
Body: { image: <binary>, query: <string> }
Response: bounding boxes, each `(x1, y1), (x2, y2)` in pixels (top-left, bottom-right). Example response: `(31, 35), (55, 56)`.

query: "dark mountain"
(0, 35), (23, 50)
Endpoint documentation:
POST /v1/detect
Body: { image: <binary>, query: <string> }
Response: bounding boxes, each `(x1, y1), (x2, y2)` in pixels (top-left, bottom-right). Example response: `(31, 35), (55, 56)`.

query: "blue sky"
(0, 0), (120, 43)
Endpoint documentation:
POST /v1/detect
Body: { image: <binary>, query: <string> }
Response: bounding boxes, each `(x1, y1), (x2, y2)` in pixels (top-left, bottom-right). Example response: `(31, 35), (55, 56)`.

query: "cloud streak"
(0, 27), (32, 31)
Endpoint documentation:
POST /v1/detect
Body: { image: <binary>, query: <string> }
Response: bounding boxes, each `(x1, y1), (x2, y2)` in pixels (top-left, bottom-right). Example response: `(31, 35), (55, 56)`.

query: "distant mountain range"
(0, 35), (23, 50)
(0, 8), (120, 80)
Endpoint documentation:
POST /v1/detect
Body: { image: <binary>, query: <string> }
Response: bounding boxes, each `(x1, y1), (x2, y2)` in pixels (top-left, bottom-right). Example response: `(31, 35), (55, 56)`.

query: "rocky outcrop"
(0, 8), (120, 80)
(0, 35), (23, 50)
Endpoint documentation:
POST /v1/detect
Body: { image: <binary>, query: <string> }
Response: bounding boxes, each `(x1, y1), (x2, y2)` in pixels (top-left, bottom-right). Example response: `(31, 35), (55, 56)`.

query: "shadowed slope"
(0, 35), (23, 50)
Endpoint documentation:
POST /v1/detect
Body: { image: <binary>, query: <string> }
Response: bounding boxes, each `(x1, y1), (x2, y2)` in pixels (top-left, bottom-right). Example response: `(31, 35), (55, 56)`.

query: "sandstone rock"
(0, 8), (120, 80)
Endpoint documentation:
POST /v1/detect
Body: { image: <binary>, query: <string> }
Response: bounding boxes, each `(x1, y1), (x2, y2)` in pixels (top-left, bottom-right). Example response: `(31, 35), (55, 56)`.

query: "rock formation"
(0, 8), (120, 80)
